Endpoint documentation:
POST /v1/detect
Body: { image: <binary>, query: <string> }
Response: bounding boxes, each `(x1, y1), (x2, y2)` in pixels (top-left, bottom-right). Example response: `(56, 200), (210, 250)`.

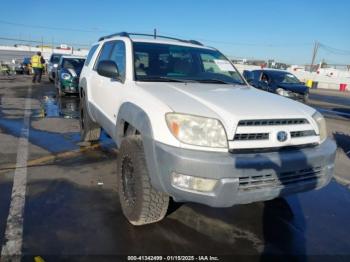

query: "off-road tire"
(117, 136), (169, 225)
(79, 96), (101, 142)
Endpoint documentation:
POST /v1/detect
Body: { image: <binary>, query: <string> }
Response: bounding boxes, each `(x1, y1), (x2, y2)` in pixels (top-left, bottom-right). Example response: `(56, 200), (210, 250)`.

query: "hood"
(136, 82), (316, 135)
(276, 83), (308, 94)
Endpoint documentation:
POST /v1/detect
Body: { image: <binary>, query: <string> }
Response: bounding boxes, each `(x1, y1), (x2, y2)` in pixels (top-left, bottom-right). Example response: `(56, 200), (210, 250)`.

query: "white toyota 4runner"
(79, 32), (336, 225)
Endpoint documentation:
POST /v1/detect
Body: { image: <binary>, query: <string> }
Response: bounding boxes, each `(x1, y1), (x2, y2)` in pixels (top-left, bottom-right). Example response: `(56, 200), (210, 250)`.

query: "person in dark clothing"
(31, 51), (46, 83)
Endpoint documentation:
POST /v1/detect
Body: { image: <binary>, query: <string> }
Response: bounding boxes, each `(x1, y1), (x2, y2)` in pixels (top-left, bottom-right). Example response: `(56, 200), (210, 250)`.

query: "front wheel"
(117, 136), (169, 225)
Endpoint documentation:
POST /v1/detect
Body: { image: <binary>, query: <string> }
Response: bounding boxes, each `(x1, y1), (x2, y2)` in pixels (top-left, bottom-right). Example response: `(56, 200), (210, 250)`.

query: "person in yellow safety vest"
(31, 51), (45, 83)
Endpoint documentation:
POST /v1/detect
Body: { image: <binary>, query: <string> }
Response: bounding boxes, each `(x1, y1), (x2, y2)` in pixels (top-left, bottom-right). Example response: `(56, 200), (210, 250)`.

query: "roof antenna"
(154, 28), (157, 39)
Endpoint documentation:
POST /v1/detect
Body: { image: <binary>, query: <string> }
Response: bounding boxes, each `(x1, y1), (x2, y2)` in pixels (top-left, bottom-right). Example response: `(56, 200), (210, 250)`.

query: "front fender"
(115, 102), (166, 192)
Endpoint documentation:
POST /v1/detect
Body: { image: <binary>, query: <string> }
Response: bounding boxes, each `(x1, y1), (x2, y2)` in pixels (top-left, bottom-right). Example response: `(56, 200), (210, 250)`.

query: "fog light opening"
(171, 172), (218, 192)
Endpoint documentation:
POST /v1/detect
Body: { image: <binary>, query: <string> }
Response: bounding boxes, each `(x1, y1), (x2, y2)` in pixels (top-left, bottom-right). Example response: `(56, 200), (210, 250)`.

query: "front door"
(90, 40), (126, 136)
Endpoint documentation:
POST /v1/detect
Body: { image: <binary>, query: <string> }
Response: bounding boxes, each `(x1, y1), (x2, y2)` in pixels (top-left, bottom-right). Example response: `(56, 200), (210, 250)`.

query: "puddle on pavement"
(36, 93), (80, 119)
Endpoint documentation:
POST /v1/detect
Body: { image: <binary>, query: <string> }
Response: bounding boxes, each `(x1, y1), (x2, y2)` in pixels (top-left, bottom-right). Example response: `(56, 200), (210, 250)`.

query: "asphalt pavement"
(0, 76), (350, 261)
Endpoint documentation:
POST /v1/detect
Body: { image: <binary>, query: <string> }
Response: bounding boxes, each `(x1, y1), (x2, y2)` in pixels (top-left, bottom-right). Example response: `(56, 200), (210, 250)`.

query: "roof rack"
(98, 31), (203, 46)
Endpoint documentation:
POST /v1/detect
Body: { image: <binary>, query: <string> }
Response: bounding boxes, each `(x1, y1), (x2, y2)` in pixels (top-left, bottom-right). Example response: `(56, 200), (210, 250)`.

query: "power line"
(159, 30), (312, 47)
(0, 20), (107, 33)
(318, 43), (350, 55)
(0, 20), (313, 48)
(0, 36), (90, 47)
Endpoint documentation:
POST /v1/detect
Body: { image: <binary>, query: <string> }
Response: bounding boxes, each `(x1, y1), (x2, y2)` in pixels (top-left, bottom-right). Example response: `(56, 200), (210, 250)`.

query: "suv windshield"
(133, 42), (245, 85)
(272, 72), (301, 84)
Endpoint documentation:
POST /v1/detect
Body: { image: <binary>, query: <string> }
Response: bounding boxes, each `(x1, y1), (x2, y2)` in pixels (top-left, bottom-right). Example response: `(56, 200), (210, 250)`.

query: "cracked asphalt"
(0, 75), (350, 261)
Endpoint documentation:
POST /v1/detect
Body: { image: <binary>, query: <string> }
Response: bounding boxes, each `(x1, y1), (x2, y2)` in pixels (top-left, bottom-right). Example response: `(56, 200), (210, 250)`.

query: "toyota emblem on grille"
(277, 131), (288, 142)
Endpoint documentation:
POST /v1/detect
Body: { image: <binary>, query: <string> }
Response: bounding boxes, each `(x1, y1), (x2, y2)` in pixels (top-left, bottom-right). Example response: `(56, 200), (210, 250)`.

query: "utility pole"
(310, 41), (319, 72)
(41, 36), (44, 52)
(154, 28), (157, 39)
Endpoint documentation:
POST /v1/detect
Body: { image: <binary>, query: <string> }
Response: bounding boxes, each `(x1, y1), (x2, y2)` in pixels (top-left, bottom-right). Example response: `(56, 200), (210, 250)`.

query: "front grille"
(238, 167), (323, 191)
(238, 118), (308, 126)
(291, 130), (316, 138)
(234, 133), (269, 141)
(229, 143), (316, 154)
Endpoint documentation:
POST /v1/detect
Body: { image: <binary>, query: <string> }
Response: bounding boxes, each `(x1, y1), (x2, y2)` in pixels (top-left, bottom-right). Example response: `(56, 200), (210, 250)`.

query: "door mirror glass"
(97, 60), (119, 79)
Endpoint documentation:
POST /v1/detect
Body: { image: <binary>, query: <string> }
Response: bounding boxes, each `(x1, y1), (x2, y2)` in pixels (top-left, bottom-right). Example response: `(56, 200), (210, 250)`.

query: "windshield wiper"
(197, 78), (245, 85)
(159, 77), (198, 83)
(137, 76), (196, 83)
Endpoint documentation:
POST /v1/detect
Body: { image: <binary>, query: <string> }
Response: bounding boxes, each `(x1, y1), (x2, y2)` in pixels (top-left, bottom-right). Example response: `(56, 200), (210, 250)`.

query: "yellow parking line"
(34, 256), (46, 262)
(0, 143), (117, 173)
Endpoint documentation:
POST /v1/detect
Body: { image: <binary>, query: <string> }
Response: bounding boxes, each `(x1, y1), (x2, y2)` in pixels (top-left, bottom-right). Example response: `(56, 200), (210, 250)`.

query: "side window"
(109, 41), (126, 81)
(261, 72), (269, 82)
(85, 45), (98, 66)
(94, 41), (115, 70)
(252, 71), (261, 80)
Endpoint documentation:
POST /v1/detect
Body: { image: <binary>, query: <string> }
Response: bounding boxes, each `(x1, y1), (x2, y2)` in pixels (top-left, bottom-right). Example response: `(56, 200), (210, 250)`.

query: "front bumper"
(151, 138), (336, 207)
(284, 92), (307, 102)
(61, 82), (79, 94)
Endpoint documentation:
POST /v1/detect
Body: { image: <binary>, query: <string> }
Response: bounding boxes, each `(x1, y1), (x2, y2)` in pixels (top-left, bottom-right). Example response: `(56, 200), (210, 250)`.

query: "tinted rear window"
(50, 54), (62, 63)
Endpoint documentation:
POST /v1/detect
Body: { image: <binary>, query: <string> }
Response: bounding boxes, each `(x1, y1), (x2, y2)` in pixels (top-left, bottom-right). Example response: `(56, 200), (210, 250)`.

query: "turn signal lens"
(171, 172), (218, 192)
(312, 111), (327, 143)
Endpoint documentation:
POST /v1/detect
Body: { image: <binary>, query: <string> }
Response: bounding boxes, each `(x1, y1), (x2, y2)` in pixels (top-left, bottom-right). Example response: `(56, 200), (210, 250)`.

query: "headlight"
(61, 73), (71, 80)
(53, 64), (58, 68)
(166, 113), (228, 148)
(312, 111), (327, 143)
(276, 88), (290, 97)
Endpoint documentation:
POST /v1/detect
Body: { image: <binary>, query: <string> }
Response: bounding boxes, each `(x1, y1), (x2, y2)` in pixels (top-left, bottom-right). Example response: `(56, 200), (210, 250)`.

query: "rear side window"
(85, 45), (98, 66)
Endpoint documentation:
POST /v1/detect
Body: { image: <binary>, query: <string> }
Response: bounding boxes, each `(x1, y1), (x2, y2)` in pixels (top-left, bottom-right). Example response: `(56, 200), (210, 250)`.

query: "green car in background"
(55, 56), (86, 96)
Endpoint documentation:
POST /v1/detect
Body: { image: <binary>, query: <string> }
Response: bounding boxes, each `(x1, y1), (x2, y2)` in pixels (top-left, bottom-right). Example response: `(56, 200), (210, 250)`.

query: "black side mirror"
(97, 60), (119, 79)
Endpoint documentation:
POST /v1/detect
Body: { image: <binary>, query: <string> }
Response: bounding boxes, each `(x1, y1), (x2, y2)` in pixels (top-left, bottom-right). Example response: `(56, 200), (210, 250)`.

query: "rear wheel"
(79, 95), (101, 142)
(117, 136), (169, 225)
(57, 84), (64, 97)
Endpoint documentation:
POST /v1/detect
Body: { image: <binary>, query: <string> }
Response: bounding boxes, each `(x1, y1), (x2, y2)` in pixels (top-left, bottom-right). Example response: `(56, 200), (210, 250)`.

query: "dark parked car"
(14, 57), (32, 75)
(55, 56), (85, 96)
(243, 69), (309, 102)
(48, 53), (64, 82)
